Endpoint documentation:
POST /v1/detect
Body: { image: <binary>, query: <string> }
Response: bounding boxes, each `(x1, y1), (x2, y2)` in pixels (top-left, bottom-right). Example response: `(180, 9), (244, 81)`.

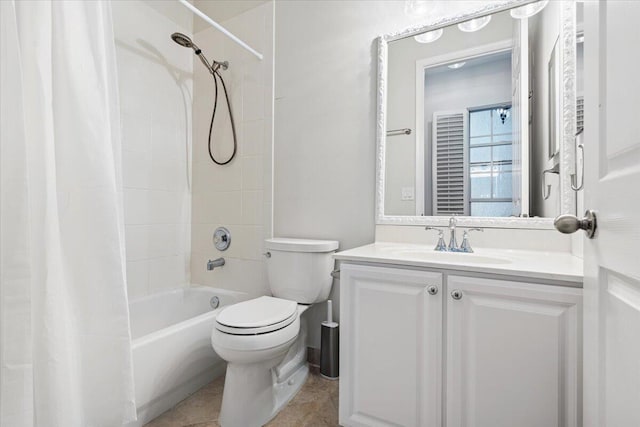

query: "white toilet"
(211, 237), (339, 427)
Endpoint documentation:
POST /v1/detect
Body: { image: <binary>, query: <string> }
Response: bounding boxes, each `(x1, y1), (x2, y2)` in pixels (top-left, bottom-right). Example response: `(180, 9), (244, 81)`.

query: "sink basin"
(390, 250), (512, 265)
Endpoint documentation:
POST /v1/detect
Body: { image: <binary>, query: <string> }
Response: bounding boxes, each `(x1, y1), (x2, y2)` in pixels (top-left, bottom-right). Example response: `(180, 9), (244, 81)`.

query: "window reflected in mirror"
(468, 107), (513, 217)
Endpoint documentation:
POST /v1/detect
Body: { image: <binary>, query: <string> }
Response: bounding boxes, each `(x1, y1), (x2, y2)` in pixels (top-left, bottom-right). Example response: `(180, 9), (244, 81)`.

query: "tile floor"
(144, 371), (339, 427)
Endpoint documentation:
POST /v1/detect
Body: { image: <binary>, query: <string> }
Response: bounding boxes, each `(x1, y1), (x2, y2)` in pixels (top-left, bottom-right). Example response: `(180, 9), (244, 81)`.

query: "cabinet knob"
(426, 285), (438, 295)
(451, 289), (463, 300)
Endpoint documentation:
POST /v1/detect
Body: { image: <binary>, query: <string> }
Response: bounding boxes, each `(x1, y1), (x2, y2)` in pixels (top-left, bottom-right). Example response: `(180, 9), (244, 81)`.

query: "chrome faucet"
(448, 217), (459, 251)
(426, 218), (483, 253)
(207, 257), (225, 271)
(425, 226), (447, 251)
(459, 228), (484, 253)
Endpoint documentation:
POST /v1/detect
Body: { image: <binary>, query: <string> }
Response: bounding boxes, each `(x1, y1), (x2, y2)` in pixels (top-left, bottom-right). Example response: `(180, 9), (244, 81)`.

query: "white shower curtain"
(0, 1), (136, 426)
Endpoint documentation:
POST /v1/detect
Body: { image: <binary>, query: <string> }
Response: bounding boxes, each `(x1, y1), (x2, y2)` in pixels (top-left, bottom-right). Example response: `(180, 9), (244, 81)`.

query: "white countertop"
(334, 242), (583, 284)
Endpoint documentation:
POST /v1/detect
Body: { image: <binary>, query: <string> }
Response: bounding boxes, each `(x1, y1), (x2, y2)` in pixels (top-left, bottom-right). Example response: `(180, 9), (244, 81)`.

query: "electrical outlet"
(401, 187), (415, 201)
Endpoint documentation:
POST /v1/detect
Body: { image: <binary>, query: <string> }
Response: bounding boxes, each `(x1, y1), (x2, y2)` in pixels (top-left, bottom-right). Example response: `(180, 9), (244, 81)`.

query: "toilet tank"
(265, 238), (339, 304)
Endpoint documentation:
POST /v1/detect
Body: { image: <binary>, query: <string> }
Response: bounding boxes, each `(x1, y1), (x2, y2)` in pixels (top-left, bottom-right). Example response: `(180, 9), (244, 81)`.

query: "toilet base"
(215, 306), (311, 427)
(269, 362), (309, 422)
(217, 359), (309, 427)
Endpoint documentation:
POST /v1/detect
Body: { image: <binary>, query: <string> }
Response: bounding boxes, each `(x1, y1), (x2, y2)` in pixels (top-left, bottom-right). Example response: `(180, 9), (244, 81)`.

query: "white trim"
(417, 40), (513, 71)
(512, 17), (530, 216)
(559, 0), (578, 217)
(520, 17), (531, 215)
(376, 0), (577, 230)
(376, 214), (555, 229)
(414, 62), (424, 216)
(177, 0), (263, 60)
(414, 40), (513, 216)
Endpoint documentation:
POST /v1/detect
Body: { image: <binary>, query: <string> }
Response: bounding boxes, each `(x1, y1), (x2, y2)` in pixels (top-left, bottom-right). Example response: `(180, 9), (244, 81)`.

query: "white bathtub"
(125, 286), (247, 427)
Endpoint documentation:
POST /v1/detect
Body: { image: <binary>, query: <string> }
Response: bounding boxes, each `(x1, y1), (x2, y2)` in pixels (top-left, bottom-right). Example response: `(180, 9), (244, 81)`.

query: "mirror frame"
(376, 0), (577, 229)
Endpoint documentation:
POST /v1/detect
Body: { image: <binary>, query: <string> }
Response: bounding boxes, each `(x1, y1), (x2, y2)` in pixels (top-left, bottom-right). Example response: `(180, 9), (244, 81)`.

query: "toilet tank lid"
(265, 238), (339, 253)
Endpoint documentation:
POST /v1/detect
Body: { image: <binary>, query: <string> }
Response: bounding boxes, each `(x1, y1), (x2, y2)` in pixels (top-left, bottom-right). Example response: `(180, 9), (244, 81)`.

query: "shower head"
(170, 32), (229, 73)
(171, 32), (194, 49)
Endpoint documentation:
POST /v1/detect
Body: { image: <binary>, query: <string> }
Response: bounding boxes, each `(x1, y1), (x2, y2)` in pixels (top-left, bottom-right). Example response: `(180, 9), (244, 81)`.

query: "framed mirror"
(376, 0), (578, 229)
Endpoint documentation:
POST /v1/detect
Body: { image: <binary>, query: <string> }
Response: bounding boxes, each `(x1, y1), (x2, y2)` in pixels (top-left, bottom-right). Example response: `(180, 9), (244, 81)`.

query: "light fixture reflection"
(404, 0), (430, 17)
(414, 28), (444, 44)
(510, 0), (549, 19)
(457, 15), (492, 32)
(497, 106), (511, 124)
(448, 62), (466, 69)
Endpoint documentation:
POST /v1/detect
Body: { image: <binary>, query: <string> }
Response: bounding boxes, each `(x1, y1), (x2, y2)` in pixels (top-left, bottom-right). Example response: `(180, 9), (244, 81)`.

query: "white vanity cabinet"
(445, 275), (582, 427)
(339, 262), (582, 427)
(339, 264), (443, 427)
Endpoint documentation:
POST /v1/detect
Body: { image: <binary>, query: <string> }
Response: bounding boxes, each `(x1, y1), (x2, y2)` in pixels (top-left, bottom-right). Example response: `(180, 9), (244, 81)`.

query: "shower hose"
(208, 70), (237, 165)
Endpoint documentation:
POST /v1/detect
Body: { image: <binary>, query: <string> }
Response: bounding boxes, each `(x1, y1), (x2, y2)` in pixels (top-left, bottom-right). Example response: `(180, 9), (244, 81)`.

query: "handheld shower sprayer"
(171, 33), (228, 73)
(170, 32), (236, 165)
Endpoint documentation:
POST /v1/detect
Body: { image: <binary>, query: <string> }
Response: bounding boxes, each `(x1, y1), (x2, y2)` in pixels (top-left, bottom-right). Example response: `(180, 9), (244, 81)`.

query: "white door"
(339, 264), (442, 427)
(582, 1), (640, 426)
(446, 275), (582, 427)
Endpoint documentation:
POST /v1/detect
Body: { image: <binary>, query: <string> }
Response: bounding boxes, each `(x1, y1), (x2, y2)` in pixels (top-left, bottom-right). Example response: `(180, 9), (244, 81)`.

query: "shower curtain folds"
(0, 1), (136, 426)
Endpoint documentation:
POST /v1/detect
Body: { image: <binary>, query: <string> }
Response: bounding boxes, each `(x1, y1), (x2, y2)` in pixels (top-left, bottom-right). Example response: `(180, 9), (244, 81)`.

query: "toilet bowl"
(210, 238), (338, 427)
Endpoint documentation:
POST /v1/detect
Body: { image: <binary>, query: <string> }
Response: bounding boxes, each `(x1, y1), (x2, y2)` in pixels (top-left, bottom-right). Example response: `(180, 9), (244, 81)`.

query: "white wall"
(423, 56), (512, 126)
(275, 1), (403, 252)
(190, 2), (274, 298)
(113, 0), (193, 298)
(529, 0), (562, 217)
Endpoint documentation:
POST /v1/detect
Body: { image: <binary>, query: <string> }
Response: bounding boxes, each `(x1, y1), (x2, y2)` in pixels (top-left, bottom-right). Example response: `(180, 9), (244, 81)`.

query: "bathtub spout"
(207, 257), (225, 271)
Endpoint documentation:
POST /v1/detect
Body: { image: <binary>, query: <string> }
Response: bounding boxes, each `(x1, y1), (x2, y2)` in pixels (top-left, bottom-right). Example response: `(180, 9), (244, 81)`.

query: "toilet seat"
(215, 296), (298, 335)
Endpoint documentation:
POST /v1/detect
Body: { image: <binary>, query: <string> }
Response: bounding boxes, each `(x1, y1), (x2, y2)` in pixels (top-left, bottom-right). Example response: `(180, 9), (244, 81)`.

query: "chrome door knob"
(427, 285), (438, 295)
(451, 290), (463, 300)
(553, 209), (597, 238)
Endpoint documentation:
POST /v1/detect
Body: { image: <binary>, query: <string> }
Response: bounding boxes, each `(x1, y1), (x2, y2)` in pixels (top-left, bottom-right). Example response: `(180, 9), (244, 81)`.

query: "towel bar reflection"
(542, 163), (560, 200)
(571, 129), (584, 191)
(386, 128), (412, 137)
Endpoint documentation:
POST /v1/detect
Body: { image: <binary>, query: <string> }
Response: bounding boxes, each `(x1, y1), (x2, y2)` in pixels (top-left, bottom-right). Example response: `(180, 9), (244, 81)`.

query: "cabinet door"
(340, 264), (442, 427)
(446, 275), (582, 427)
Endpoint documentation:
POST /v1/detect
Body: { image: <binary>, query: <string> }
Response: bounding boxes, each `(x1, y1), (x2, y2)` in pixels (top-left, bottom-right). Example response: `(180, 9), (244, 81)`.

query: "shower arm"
(193, 47), (228, 74)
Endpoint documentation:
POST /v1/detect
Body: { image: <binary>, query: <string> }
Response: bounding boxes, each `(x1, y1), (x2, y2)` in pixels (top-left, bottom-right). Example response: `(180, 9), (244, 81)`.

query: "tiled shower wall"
(113, 1), (193, 298)
(190, 2), (274, 297)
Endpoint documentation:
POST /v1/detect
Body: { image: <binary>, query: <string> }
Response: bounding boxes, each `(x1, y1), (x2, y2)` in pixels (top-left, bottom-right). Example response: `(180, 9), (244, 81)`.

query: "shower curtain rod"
(177, 0), (264, 60)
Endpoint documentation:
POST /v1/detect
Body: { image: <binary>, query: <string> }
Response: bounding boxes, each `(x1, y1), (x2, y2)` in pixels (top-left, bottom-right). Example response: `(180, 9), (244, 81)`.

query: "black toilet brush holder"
(320, 299), (339, 379)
